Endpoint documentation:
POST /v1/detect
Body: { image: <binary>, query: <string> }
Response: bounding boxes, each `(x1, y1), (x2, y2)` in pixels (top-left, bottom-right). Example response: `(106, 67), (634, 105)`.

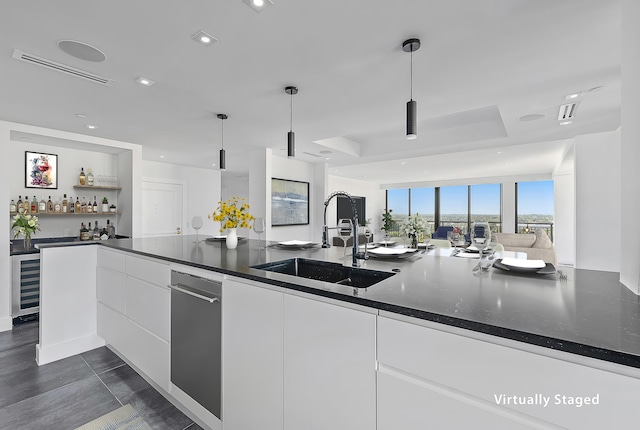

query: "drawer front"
(126, 319), (170, 391)
(97, 247), (126, 273)
(97, 266), (126, 314)
(97, 302), (129, 357)
(126, 254), (170, 287)
(126, 276), (170, 342)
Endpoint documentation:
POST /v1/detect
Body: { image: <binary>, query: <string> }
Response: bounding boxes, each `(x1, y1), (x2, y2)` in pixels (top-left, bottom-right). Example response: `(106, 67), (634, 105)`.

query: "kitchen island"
(37, 235), (640, 430)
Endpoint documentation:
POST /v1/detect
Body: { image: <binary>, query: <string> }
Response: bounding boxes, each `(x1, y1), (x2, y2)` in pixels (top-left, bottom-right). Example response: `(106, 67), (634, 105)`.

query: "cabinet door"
(377, 371), (538, 430)
(283, 295), (376, 430)
(222, 279), (283, 430)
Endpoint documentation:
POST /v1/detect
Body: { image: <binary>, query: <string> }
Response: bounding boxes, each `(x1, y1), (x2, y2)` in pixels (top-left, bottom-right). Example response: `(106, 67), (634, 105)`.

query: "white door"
(141, 180), (184, 237)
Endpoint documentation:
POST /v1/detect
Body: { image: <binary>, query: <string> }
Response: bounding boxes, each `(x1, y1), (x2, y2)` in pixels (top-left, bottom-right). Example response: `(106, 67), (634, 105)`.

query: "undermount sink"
(252, 258), (395, 288)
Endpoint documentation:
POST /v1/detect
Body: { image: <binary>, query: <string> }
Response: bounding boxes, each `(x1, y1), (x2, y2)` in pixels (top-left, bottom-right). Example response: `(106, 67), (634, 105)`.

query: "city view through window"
(385, 181), (554, 240)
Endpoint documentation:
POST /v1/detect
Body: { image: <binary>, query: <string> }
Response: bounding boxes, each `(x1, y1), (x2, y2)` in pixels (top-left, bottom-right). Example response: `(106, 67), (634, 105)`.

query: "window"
(470, 183), (502, 233)
(516, 180), (554, 239)
(410, 187), (435, 234)
(386, 188), (408, 236)
(439, 185), (469, 233)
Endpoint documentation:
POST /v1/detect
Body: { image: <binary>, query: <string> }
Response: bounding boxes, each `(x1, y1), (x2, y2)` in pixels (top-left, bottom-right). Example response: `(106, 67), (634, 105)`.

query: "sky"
(387, 181), (554, 216)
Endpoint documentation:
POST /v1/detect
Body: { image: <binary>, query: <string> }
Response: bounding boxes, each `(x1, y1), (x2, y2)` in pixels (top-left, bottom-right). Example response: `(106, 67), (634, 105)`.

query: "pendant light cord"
(290, 92), (293, 132)
(221, 118), (224, 150)
(410, 49), (413, 101)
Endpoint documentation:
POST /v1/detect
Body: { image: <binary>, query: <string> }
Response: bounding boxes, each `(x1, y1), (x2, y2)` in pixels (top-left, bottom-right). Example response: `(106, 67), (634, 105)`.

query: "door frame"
(142, 177), (187, 237)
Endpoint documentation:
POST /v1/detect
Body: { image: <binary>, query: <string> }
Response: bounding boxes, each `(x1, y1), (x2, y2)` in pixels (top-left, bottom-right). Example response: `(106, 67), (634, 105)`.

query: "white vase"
(226, 228), (238, 249)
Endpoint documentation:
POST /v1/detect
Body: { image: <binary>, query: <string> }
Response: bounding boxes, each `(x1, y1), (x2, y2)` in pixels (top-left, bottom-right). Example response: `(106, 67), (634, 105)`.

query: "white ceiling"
(0, 0), (621, 185)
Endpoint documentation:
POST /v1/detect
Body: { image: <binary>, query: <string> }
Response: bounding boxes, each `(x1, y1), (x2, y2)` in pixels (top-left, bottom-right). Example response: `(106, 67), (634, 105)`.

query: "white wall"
(553, 173), (575, 266)
(142, 160), (221, 236)
(0, 124), (11, 331)
(574, 130), (621, 272)
(620, 0), (640, 293)
(327, 175), (385, 241)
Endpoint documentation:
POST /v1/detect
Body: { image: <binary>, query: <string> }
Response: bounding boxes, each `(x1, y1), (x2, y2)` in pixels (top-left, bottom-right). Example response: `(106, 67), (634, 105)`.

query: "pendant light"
(217, 113), (227, 171)
(285, 86), (298, 158)
(402, 38), (420, 140)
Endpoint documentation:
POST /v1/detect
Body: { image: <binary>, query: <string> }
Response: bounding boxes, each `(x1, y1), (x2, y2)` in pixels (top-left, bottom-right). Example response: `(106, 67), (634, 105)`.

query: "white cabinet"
(96, 247), (170, 391)
(222, 277), (377, 430)
(377, 316), (640, 430)
(283, 294), (376, 430)
(222, 278), (284, 430)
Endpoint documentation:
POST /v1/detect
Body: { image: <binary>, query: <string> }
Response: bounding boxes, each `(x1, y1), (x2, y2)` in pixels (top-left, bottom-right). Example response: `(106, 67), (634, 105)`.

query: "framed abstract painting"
(271, 178), (309, 226)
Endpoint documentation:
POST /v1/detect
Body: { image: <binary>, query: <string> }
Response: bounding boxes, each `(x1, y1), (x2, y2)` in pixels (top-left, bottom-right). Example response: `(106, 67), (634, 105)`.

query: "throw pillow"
(532, 229), (552, 249)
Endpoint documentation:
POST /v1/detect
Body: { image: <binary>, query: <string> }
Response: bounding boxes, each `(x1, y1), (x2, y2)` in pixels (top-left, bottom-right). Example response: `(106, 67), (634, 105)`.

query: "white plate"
(278, 240), (313, 246)
(500, 258), (546, 269)
(368, 247), (418, 258)
(455, 251), (481, 258)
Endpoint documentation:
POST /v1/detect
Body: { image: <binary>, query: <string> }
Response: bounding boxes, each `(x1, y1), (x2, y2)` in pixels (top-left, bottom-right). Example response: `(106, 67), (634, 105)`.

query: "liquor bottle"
(10, 199), (16, 213)
(81, 197), (87, 213)
(80, 222), (90, 241)
(92, 196), (98, 213)
(17, 196), (23, 213)
(86, 196), (92, 213)
(31, 196), (38, 213)
(46, 196), (54, 213)
(69, 196), (75, 214)
(87, 168), (94, 186)
(107, 219), (116, 238)
(75, 197), (81, 213)
(79, 168), (86, 186)
(54, 197), (61, 213)
(39, 196), (46, 213)
(23, 196), (29, 214)
(100, 224), (109, 240)
(93, 221), (100, 240)
(62, 194), (68, 213)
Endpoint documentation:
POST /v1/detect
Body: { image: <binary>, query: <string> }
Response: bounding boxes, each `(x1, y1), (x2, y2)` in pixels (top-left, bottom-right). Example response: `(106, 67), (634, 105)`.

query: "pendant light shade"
(285, 86), (298, 158)
(217, 113), (228, 171)
(402, 38), (420, 140)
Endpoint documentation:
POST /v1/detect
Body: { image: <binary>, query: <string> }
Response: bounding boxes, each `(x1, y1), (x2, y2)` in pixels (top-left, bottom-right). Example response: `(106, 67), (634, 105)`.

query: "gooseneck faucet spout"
(322, 191), (368, 267)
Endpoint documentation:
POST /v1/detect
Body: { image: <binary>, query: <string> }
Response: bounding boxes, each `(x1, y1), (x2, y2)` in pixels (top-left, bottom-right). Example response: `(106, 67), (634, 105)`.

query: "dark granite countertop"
(99, 235), (640, 368)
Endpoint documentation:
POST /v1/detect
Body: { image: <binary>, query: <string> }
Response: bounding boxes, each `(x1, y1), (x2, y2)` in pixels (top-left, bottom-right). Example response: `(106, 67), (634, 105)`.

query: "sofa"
(493, 229), (557, 266)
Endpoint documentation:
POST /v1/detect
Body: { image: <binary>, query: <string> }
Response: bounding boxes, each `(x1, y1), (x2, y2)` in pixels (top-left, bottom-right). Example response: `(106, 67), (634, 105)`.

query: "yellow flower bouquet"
(209, 196), (255, 232)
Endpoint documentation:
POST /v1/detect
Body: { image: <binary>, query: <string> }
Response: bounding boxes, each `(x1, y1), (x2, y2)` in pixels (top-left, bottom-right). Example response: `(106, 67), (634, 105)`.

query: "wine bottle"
(62, 194), (68, 213)
(23, 196), (29, 214)
(75, 197), (81, 213)
(10, 199), (16, 213)
(39, 196), (46, 213)
(86, 196), (92, 213)
(31, 196), (38, 213)
(93, 221), (100, 240)
(46, 196), (54, 213)
(92, 196), (98, 213)
(79, 167), (86, 186)
(87, 168), (94, 186)
(17, 196), (23, 213)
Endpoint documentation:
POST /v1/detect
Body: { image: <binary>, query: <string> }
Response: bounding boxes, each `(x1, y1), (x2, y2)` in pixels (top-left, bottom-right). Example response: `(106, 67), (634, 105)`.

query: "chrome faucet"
(322, 191), (368, 267)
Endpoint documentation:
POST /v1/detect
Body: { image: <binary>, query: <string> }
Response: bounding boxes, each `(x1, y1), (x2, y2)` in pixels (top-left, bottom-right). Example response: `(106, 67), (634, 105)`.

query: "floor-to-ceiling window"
(470, 183), (502, 233)
(516, 180), (554, 239)
(410, 187), (435, 235)
(386, 188), (409, 236)
(439, 185), (469, 233)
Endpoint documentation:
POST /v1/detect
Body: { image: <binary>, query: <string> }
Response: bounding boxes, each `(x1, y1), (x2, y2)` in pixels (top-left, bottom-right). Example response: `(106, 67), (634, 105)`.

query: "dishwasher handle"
(168, 284), (220, 304)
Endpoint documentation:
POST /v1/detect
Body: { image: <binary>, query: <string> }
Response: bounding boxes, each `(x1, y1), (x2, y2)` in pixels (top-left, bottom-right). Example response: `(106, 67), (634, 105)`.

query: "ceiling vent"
(558, 103), (578, 120)
(302, 151), (321, 158)
(12, 49), (112, 86)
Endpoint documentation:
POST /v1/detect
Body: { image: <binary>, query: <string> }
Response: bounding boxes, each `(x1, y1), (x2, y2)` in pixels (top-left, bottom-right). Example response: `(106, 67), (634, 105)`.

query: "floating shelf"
(73, 185), (121, 190)
(10, 212), (120, 216)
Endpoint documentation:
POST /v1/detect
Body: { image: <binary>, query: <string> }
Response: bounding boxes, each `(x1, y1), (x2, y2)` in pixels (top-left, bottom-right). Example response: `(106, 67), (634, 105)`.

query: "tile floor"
(0, 320), (203, 430)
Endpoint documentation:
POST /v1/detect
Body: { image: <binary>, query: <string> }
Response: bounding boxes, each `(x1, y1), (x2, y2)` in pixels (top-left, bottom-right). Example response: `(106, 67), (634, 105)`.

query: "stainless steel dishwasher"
(169, 271), (221, 420)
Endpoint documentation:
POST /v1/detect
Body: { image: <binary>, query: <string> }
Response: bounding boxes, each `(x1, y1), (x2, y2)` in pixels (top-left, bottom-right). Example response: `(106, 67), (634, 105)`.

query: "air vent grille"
(558, 103), (577, 120)
(12, 49), (112, 86)
(302, 151), (321, 158)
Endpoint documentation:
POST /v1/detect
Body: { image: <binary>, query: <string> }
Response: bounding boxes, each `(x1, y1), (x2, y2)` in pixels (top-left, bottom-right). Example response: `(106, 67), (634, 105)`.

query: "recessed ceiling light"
(559, 121), (573, 126)
(191, 31), (217, 46)
(564, 92), (582, 100)
(319, 150), (332, 154)
(400, 162), (406, 165)
(135, 77), (155, 86)
(160, 155), (165, 159)
(497, 151), (502, 154)
(75, 113), (87, 118)
(518, 113), (545, 122)
(242, 0), (273, 13)
(85, 124), (97, 129)
(589, 86), (605, 93)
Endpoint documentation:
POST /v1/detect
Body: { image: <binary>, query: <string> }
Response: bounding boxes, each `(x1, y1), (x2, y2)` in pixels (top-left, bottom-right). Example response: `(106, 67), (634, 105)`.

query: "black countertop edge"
(99, 242), (640, 369)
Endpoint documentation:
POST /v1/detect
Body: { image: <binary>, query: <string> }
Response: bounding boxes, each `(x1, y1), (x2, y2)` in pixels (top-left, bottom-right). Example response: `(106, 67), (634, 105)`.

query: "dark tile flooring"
(0, 321), (203, 430)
